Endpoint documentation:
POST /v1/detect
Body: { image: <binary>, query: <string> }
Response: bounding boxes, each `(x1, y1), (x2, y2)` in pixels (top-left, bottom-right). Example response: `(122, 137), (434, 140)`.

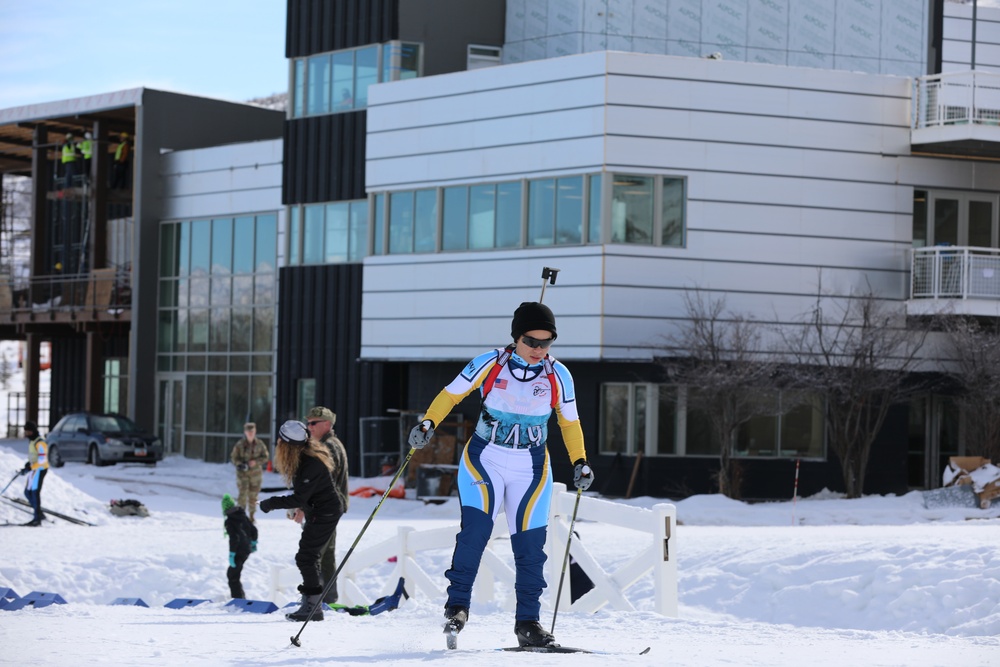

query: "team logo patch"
(532, 382), (549, 397)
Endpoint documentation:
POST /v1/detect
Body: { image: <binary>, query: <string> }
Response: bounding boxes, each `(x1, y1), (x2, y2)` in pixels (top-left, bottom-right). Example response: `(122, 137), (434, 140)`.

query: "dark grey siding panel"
(283, 113), (367, 204)
(398, 0), (506, 76)
(286, 0), (398, 58)
(276, 264), (402, 475)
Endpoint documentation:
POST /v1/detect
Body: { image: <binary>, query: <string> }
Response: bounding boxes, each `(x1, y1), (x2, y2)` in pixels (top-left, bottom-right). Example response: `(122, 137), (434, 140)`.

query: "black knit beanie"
(511, 302), (557, 341)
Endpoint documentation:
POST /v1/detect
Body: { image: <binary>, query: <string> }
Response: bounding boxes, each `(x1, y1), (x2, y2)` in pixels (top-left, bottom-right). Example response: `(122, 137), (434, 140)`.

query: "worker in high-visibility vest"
(111, 132), (131, 189)
(79, 131), (93, 178)
(61, 132), (80, 188)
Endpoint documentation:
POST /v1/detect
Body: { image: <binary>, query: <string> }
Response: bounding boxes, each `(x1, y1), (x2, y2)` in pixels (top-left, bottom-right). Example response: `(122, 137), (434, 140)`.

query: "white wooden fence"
(270, 483), (677, 616)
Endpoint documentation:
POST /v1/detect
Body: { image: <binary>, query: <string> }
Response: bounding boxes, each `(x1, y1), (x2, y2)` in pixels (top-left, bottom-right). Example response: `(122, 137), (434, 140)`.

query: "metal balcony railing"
(0, 270), (132, 319)
(912, 71), (1000, 129)
(911, 246), (1000, 300)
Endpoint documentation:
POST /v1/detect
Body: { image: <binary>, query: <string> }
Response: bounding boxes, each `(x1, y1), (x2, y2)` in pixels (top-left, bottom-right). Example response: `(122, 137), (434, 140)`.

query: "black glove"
(21, 462), (31, 475)
(258, 498), (275, 514)
(408, 420), (435, 449)
(573, 459), (594, 491)
(236, 463), (249, 472)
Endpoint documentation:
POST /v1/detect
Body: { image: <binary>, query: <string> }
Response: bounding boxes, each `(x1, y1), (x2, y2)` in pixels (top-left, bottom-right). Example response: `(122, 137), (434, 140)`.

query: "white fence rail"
(912, 71), (1000, 128)
(270, 482), (678, 616)
(911, 246), (1000, 300)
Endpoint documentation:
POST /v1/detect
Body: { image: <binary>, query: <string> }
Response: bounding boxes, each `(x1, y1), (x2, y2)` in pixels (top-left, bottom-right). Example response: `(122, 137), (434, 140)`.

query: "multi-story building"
(2, 0), (995, 500)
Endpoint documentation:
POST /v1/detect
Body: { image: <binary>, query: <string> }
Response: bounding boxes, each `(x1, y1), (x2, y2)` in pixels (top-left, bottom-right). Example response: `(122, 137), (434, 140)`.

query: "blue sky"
(0, 0), (288, 109)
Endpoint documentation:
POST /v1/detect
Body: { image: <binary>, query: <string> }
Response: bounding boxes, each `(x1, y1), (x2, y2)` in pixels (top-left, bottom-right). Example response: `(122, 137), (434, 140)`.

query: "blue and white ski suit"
(420, 346), (587, 621)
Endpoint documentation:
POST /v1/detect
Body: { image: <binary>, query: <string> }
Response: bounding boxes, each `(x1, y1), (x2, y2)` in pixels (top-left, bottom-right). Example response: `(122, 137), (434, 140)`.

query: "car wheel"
(48, 445), (64, 468)
(88, 444), (105, 467)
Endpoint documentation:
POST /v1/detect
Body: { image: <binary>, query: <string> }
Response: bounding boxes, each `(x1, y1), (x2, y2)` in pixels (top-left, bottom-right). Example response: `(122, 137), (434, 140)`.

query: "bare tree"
(783, 285), (928, 498)
(663, 291), (779, 498)
(943, 318), (1000, 463)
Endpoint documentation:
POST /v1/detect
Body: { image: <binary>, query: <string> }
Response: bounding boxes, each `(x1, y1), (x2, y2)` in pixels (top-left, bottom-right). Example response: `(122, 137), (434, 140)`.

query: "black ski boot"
(514, 620), (557, 648)
(285, 592), (324, 622)
(443, 605), (468, 650)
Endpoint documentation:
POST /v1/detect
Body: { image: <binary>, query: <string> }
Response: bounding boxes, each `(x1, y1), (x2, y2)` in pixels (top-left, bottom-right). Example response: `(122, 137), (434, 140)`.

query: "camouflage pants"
(236, 470), (263, 519)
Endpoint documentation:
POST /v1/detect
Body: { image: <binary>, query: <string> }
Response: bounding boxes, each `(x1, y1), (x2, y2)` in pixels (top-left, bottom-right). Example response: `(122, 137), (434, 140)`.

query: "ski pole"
(550, 486), (583, 635)
(539, 267), (559, 303)
(290, 447), (417, 647)
(0, 471), (20, 496)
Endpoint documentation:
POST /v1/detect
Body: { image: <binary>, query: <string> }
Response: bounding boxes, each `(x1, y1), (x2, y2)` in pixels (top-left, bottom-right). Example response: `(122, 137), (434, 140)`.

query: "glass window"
(255, 214), (276, 272)
(325, 202), (350, 263)
(210, 276), (231, 307)
(189, 277), (209, 309)
(414, 189), (437, 253)
(307, 53), (331, 115)
(469, 184), (496, 249)
(186, 375), (205, 431)
(293, 59), (306, 117)
(389, 191), (414, 254)
(969, 200), (993, 248)
(288, 207), (300, 265)
(178, 221), (190, 276)
(685, 404), (720, 456)
(399, 43), (420, 80)
(251, 376), (272, 433)
(254, 307), (274, 351)
(191, 219), (210, 274)
(780, 393), (823, 457)
(228, 376), (249, 434)
(189, 309), (209, 352)
(442, 186), (469, 251)
(912, 190), (927, 248)
(211, 218), (233, 273)
(333, 51), (354, 112)
(662, 178), (685, 247)
(303, 205), (324, 264)
(611, 175), (653, 244)
(232, 276), (253, 306)
(160, 224), (177, 278)
(210, 307), (230, 352)
(231, 307), (252, 352)
(158, 310), (175, 353)
(349, 200), (369, 261)
(355, 46), (378, 108)
(656, 387), (677, 455)
(373, 194), (385, 255)
(555, 176), (584, 245)
(207, 375), (227, 432)
(528, 179), (555, 246)
(297, 379), (316, 420)
(600, 384), (631, 455)
(634, 384), (648, 454)
(588, 174), (602, 243)
(233, 216), (254, 273)
(496, 181), (522, 248)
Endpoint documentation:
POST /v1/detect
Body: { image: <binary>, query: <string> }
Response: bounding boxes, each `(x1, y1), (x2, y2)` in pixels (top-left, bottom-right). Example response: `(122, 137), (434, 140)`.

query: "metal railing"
(912, 71), (1000, 129)
(911, 246), (1000, 299)
(0, 270), (132, 318)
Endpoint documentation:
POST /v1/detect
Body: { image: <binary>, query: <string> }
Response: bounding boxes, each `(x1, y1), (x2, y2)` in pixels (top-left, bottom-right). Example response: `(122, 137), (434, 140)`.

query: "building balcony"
(0, 270), (132, 326)
(911, 71), (1000, 159)
(907, 246), (1000, 317)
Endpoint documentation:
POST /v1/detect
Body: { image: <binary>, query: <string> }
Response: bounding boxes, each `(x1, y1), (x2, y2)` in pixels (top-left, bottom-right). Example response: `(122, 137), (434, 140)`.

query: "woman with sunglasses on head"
(258, 420), (342, 622)
(408, 301), (594, 649)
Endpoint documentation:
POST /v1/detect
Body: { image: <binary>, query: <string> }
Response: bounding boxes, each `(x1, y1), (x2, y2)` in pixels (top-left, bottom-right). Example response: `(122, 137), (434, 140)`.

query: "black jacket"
(225, 506), (258, 557)
(260, 455), (341, 519)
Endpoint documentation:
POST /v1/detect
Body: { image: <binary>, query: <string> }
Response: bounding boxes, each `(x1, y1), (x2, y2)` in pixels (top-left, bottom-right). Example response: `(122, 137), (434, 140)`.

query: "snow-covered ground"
(0, 441), (997, 667)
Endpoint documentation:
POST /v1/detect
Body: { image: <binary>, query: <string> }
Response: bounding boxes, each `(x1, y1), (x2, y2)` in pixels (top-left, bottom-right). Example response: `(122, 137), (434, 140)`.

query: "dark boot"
(285, 593), (324, 622)
(514, 620), (557, 648)
(443, 605), (468, 635)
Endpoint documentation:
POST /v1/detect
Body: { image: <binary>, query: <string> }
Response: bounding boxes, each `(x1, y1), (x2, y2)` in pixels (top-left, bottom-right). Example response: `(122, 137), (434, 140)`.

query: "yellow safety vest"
(62, 143), (77, 164)
(79, 139), (92, 159)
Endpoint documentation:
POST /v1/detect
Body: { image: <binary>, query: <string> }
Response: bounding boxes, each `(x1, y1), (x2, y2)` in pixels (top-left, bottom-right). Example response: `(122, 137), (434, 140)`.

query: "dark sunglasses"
(521, 335), (555, 349)
(307, 420), (324, 427)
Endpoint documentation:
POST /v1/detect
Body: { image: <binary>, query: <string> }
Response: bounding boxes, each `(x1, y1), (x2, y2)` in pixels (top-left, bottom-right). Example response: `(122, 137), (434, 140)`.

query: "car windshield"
(91, 415), (142, 434)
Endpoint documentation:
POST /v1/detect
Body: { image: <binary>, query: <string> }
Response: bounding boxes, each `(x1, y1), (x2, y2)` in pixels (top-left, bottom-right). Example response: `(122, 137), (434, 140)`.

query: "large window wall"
(370, 172), (686, 256)
(288, 200), (369, 265)
(291, 41), (422, 117)
(600, 383), (824, 459)
(157, 213), (277, 462)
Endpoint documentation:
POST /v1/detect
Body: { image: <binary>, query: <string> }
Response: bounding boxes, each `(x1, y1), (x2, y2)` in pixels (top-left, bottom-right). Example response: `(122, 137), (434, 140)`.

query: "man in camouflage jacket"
(231, 422), (269, 522)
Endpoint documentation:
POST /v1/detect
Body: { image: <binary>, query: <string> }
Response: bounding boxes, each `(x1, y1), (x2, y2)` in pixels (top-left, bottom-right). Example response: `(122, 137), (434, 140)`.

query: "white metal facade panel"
(360, 50), (983, 362)
(159, 139), (283, 220)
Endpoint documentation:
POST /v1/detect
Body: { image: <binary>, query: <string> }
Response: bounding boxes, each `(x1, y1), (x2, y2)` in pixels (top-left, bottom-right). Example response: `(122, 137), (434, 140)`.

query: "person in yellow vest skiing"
(407, 301), (594, 649)
(20, 420), (49, 526)
(230, 422), (269, 522)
